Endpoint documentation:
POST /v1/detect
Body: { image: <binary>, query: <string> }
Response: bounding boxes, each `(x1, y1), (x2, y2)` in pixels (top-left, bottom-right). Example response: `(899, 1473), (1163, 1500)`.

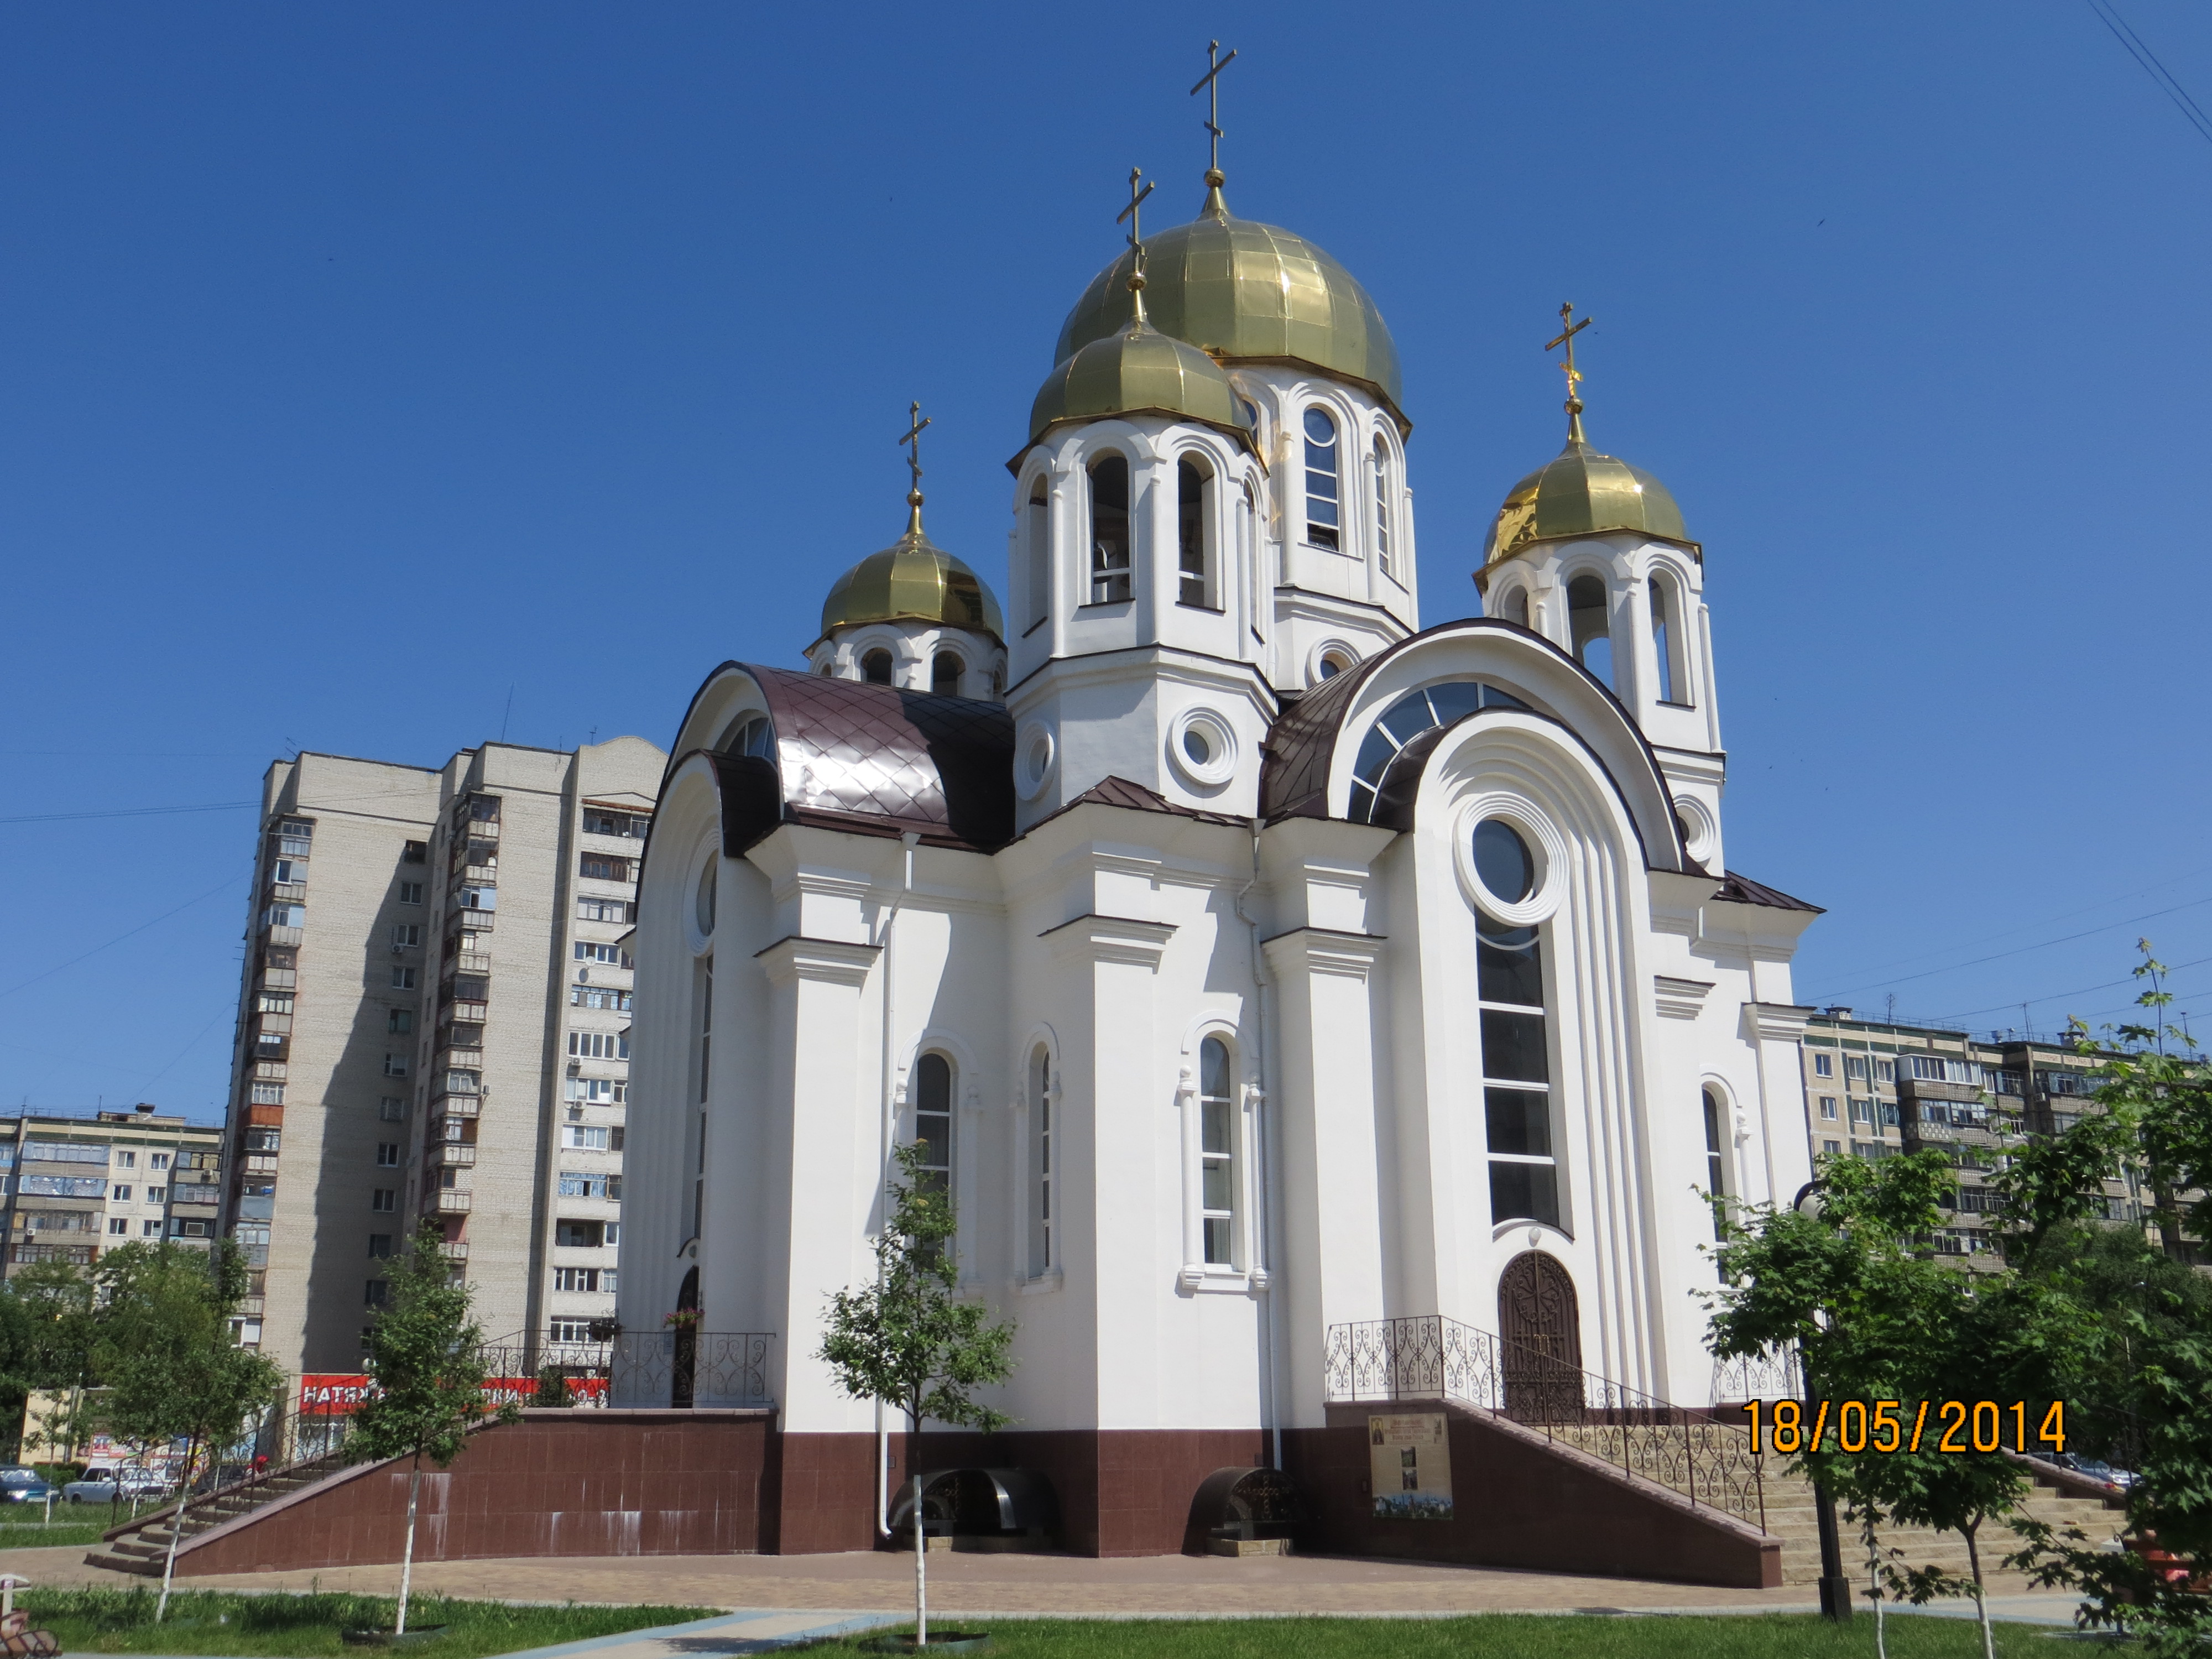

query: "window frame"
(1084, 451), (1134, 605)
(1175, 452), (1217, 610)
(1301, 405), (1342, 551)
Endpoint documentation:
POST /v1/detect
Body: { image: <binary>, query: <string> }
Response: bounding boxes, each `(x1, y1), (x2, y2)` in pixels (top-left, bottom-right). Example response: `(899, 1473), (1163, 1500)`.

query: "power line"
(2085, 0), (2212, 149)
(1808, 893), (2212, 1001)
(0, 867), (250, 999)
(0, 800), (258, 826)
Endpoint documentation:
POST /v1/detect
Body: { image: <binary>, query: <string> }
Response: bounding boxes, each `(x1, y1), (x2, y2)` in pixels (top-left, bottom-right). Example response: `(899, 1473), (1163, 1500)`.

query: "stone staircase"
(84, 1451), (352, 1577)
(1759, 1463), (2126, 1587)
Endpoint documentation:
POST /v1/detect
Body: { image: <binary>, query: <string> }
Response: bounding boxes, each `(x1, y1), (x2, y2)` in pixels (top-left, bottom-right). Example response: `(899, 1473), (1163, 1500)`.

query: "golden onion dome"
(1055, 188), (1406, 431)
(819, 518), (1004, 645)
(1479, 426), (1692, 583)
(1028, 301), (1256, 446)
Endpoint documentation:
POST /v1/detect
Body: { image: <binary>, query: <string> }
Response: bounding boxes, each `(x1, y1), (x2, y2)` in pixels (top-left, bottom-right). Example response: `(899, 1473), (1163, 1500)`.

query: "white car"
(60, 1468), (169, 1505)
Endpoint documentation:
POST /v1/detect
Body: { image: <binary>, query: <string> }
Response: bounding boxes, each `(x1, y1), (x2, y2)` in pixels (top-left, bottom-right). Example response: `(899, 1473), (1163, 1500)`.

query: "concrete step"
(83, 1550), (163, 1577)
(1762, 1468), (2126, 1585)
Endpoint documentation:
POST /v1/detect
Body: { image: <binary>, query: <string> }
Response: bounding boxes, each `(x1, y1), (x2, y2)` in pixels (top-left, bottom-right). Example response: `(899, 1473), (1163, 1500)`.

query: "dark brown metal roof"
(1027, 774), (1250, 835)
(713, 666), (1014, 855)
(1713, 870), (1823, 913)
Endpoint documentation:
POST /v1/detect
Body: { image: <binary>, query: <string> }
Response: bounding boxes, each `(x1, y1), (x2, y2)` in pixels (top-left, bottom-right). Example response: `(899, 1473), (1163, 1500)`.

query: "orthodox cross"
(1546, 302), (1592, 439)
(1189, 41), (1238, 182)
(899, 401), (930, 495)
(1117, 165), (1155, 253)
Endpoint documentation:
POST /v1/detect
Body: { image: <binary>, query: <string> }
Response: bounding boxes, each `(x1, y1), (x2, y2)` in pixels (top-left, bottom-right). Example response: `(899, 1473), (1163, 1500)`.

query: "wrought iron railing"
(473, 1329), (777, 1410)
(1323, 1314), (1766, 1530)
(1709, 1344), (1801, 1405)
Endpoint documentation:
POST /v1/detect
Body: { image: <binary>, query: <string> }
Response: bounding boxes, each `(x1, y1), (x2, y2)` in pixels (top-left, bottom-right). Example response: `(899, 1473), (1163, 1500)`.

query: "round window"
(1015, 722), (1057, 800)
(1183, 727), (1212, 765)
(1303, 406), (1336, 445)
(1167, 707), (1237, 788)
(1473, 820), (1534, 905)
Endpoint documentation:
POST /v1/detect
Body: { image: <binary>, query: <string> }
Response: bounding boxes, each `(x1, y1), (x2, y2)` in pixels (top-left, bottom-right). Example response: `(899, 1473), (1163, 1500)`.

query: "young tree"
(347, 1222), (518, 1635)
(93, 1241), (283, 1620)
(820, 1140), (1016, 1647)
(1706, 1150), (2037, 1659)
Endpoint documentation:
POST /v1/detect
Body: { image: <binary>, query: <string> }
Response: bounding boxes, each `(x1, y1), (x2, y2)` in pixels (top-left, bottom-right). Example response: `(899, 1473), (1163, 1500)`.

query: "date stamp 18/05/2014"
(1740, 1399), (2068, 1457)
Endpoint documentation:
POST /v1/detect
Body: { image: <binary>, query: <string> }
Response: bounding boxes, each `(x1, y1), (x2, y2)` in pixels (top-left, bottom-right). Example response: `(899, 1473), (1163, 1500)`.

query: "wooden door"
(1497, 1251), (1581, 1420)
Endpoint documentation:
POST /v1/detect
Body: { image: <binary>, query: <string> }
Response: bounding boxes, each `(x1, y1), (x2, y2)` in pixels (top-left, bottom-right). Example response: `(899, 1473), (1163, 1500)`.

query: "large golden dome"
(1479, 431), (1691, 583)
(1029, 310), (1256, 446)
(1055, 189), (1405, 429)
(819, 523), (1004, 645)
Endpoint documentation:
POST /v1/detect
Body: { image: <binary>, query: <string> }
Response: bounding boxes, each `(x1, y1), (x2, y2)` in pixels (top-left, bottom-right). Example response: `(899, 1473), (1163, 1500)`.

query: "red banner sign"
(299, 1373), (607, 1414)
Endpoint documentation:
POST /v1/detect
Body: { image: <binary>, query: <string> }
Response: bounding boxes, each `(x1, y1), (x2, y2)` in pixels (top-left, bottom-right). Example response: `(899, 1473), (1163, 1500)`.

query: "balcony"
(438, 1048), (486, 1077)
(457, 863), (498, 886)
(243, 1155), (279, 1176)
(172, 1184), (221, 1206)
(268, 880), (307, 903)
(427, 1143), (477, 1167)
(432, 1097), (479, 1121)
(444, 1000), (489, 1024)
(263, 925), (304, 947)
(442, 951), (493, 979)
(434, 1190), (472, 1214)
(440, 1239), (470, 1261)
(259, 969), (297, 992)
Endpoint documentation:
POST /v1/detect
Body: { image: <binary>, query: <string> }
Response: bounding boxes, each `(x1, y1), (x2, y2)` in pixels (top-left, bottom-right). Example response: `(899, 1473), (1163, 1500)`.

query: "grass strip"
(796, 1613), (2089, 1658)
(0, 1520), (123, 1550)
(18, 1587), (717, 1657)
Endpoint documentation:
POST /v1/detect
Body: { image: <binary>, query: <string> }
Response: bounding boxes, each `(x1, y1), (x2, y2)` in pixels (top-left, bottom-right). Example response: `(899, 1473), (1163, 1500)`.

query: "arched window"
(862, 648), (894, 685)
(1347, 680), (1528, 823)
(1317, 651), (1351, 681)
(1373, 437), (1392, 575)
(1650, 578), (1688, 705)
(1026, 477), (1050, 630)
(1476, 823), (1558, 1230)
(914, 1052), (954, 1266)
(1177, 456), (1212, 608)
(1702, 1087), (1729, 1242)
(931, 651), (963, 696)
(1302, 408), (1340, 550)
(1497, 586), (1530, 628)
(1567, 575), (1611, 687)
(1198, 1036), (1237, 1266)
(1027, 1046), (1052, 1277)
(1088, 455), (1131, 603)
(723, 715), (771, 759)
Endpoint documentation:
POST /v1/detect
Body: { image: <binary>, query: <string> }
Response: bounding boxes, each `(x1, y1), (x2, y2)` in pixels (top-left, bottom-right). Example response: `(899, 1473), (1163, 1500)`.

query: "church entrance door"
(672, 1265), (700, 1408)
(1496, 1251), (1581, 1421)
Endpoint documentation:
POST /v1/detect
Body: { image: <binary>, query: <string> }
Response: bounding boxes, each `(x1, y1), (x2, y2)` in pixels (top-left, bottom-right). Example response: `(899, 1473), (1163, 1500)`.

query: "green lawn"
(0, 1518), (122, 1550)
(18, 1588), (718, 1657)
(799, 1614), (2103, 1658)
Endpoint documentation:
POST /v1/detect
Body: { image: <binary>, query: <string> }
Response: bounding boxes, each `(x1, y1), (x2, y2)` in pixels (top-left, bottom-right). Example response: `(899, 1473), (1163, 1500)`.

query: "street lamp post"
(1792, 1181), (1854, 1624)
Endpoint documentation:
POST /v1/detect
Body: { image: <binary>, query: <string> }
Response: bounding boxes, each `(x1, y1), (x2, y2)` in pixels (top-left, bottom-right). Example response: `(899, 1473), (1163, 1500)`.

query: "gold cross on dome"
(1117, 166), (1155, 253)
(1190, 40), (1238, 182)
(898, 401), (930, 496)
(1546, 302), (1593, 440)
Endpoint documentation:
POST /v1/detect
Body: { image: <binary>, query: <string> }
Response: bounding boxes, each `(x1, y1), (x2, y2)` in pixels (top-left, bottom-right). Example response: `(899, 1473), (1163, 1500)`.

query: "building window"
(1813, 1052), (1833, 1078)
(1819, 1095), (1838, 1120)
(1850, 1098), (1871, 1123)
(383, 1055), (408, 1078)
(862, 649), (894, 685)
(112, 1183), (132, 1201)
(399, 881), (424, 906)
(141, 1219), (161, 1237)
(575, 942), (632, 967)
(1497, 585), (1530, 627)
(403, 839), (427, 864)
(1027, 477), (1051, 628)
(914, 1050), (952, 1202)
(391, 967), (417, 991)
(265, 903), (306, 931)
(1373, 437), (1395, 576)
(558, 1172), (619, 1199)
(568, 1031), (630, 1060)
(555, 1220), (604, 1248)
(1567, 575), (1611, 687)
(279, 818), (314, 855)
(1845, 1056), (1868, 1080)
(388, 1009), (413, 1035)
(1197, 1036), (1237, 1266)
(577, 898), (633, 924)
(1088, 454), (1131, 603)
(392, 925), (422, 948)
(116, 1151), (135, 1170)
(1476, 824), (1558, 1229)
(150, 1153), (168, 1170)
(1701, 1087), (1729, 1239)
(376, 1143), (400, 1167)
(553, 1267), (611, 1293)
(371, 1188), (396, 1213)
(107, 1217), (128, 1236)
(931, 653), (963, 696)
(147, 1186), (165, 1202)
(366, 1280), (389, 1307)
(368, 1234), (393, 1259)
(1177, 456), (1212, 607)
(1823, 1139), (1843, 1156)
(561, 1124), (613, 1150)
(1302, 407), (1340, 549)
(379, 1097), (406, 1122)
(1029, 1046), (1053, 1279)
(565, 1078), (625, 1106)
(571, 987), (633, 1011)
(1649, 579), (1678, 703)
(579, 854), (630, 883)
(1876, 1058), (1896, 1082)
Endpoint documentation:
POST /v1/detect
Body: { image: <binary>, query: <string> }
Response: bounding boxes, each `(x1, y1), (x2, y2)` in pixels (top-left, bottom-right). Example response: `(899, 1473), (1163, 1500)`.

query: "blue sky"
(6, 2), (2210, 1123)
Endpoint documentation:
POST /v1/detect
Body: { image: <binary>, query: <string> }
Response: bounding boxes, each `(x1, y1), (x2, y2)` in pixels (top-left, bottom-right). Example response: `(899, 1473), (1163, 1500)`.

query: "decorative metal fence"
(1323, 1314), (1766, 1530)
(472, 1329), (778, 1410)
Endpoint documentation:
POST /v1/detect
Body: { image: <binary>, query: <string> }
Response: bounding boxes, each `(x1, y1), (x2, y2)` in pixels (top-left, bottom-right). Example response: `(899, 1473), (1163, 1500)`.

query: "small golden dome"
(1028, 309), (1256, 446)
(1480, 434), (1692, 580)
(819, 526), (1004, 645)
(1055, 192), (1405, 430)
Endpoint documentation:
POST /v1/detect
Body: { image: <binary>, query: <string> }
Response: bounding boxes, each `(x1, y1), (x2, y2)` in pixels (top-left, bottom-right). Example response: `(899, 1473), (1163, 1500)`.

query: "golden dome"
(1055, 190), (1405, 430)
(819, 522), (1004, 645)
(1029, 307), (1256, 446)
(1479, 430), (1692, 581)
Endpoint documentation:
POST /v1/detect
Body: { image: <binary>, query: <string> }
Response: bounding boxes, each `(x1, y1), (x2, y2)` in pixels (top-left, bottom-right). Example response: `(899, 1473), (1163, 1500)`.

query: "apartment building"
(1799, 1011), (2141, 1264)
(221, 737), (664, 1374)
(0, 1107), (223, 1276)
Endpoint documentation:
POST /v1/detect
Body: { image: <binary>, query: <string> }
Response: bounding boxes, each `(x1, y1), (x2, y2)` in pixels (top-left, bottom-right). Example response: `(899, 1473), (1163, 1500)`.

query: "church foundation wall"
(1288, 1406), (1781, 1589)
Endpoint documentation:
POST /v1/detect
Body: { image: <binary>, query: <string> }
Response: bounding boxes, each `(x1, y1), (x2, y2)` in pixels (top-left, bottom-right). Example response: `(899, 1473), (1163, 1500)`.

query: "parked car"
(61, 1468), (169, 1505)
(2034, 1452), (2140, 1492)
(0, 1468), (55, 1505)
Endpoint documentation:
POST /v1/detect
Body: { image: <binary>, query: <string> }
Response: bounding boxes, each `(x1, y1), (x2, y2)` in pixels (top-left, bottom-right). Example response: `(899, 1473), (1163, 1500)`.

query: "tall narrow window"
(1650, 580), (1676, 703)
(1567, 575), (1611, 688)
(1373, 437), (1392, 575)
(1702, 1087), (1729, 1241)
(696, 956), (713, 1105)
(1177, 457), (1211, 607)
(1302, 408), (1339, 550)
(862, 649), (894, 685)
(1027, 477), (1051, 628)
(1476, 823), (1559, 1228)
(1499, 587), (1530, 627)
(914, 1053), (952, 1199)
(1088, 455), (1131, 603)
(1198, 1037), (1237, 1266)
(1028, 1047), (1052, 1277)
(931, 652), (963, 696)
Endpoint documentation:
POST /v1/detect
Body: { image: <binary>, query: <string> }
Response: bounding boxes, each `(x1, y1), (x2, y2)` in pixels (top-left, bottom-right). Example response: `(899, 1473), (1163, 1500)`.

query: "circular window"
(1473, 820), (1533, 904)
(1303, 406), (1336, 445)
(1167, 707), (1238, 789)
(1672, 795), (1718, 864)
(1015, 722), (1057, 801)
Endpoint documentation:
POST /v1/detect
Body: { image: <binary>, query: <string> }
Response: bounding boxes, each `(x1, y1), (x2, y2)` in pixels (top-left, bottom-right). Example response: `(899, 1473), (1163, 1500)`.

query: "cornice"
(1039, 912), (1177, 970)
(753, 935), (881, 988)
(1741, 1000), (1816, 1044)
(1260, 926), (1387, 981)
(1653, 975), (1716, 1021)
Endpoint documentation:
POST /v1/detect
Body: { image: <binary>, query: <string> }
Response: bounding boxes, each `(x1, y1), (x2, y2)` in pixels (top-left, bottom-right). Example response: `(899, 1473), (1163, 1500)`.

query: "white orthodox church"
(614, 158), (1820, 1561)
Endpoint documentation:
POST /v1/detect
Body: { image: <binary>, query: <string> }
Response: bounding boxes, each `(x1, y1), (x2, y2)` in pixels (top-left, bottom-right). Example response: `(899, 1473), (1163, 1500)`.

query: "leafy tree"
(1707, 1150), (2036, 1659)
(820, 1140), (1016, 1646)
(346, 1223), (518, 1635)
(93, 1241), (282, 1620)
(1995, 948), (2212, 1656)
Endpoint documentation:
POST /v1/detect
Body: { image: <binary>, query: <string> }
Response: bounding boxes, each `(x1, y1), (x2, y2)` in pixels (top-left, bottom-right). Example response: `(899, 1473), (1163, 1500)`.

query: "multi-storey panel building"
(0, 1108), (223, 1278)
(221, 738), (664, 1374)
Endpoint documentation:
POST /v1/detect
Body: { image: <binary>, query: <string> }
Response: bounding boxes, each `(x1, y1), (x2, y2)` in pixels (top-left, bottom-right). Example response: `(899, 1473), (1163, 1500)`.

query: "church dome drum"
(1479, 436), (1691, 582)
(1054, 195), (1405, 429)
(1027, 316), (1256, 446)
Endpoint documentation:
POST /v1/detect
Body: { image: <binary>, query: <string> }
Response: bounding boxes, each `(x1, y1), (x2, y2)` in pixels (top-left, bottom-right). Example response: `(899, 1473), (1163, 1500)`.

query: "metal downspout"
(1235, 816), (1281, 1470)
(875, 831), (920, 1538)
